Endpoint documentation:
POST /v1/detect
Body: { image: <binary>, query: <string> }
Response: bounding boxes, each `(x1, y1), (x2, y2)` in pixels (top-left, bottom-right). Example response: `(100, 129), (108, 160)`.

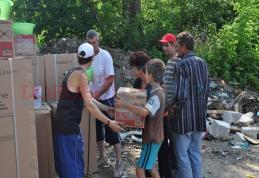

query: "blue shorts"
(137, 142), (161, 170)
(54, 132), (84, 178)
(96, 96), (121, 145)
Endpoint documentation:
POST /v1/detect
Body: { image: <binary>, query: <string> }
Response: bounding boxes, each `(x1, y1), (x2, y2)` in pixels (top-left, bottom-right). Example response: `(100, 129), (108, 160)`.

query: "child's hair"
(129, 51), (150, 72)
(146, 59), (165, 83)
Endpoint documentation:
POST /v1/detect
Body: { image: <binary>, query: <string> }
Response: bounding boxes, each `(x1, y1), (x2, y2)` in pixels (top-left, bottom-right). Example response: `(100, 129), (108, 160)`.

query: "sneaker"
(113, 161), (125, 177)
(97, 157), (111, 167)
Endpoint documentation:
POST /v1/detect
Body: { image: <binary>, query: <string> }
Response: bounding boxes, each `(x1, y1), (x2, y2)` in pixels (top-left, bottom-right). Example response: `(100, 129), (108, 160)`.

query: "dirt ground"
(92, 138), (259, 178)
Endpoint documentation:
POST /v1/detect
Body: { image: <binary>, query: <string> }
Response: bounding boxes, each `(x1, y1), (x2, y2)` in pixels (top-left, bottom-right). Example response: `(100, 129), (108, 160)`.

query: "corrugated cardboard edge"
(9, 59), (20, 178)
(35, 105), (56, 178)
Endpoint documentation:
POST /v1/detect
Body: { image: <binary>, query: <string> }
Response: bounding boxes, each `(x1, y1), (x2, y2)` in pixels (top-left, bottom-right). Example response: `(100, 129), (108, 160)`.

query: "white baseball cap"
(78, 43), (94, 58)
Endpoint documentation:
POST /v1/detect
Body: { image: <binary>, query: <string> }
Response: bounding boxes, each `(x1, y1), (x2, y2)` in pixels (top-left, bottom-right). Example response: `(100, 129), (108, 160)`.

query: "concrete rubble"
(238, 115), (254, 126)
(208, 120), (230, 139)
(223, 111), (242, 124)
(241, 127), (259, 140)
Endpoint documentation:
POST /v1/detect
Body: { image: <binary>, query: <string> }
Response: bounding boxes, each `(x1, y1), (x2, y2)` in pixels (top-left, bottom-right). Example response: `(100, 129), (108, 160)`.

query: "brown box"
(115, 87), (146, 128)
(44, 54), (78, 102)
(15, 34), (36, 56)
(32, 56), (46, 101)
(0, 58), (39, 178)
(0, 20), (14, 58)
(50, 101), (97, 176)
(35, 103), (56, 178)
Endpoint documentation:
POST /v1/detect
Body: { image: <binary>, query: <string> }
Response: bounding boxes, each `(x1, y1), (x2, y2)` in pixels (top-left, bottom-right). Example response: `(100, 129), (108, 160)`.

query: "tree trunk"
(123, 0), (141, 19)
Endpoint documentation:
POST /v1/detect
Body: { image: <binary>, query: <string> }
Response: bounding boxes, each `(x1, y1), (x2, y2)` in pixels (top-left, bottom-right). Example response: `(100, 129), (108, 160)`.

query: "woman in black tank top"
(54, 43), (123, 178)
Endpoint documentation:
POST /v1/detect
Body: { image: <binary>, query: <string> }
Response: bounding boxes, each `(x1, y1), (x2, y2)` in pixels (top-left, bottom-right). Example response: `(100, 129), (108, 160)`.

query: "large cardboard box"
(44, 54), (78, 102)
(0, 20), (14, 58)
(32, 56), (46, 101)
(0, 58), (39, 178)
(50, 101), (97, 176)
(35, 103), (55, 178)
(15, 34), (36, 56)
(116, 87), (146, 128)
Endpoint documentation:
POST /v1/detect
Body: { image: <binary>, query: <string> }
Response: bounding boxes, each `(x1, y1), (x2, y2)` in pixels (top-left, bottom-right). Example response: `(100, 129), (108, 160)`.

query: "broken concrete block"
(234, 132), (246, 144)
(243, 112), (254, 118)
(223, 111), (242, 124)
(208, 120), (230, 139)
(238, 115), (254, 126)
(241, 127), (259, 139)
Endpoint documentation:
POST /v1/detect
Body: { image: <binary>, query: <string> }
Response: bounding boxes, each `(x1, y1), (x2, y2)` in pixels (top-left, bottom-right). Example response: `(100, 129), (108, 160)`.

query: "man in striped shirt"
(169, 32), (209, 178)
(160, 33), (179, 178)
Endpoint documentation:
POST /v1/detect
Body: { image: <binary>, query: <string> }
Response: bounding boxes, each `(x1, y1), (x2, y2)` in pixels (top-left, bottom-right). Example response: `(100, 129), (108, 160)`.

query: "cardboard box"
(50, 101), (97, 176)
(32, 56), (46, 101)
(115, 87), (146, 128)
(0, 20), (14, 58)
(35, 103), (56, 178)
(44, 54), (78, 102)
(0, 58), (39, 178)
(15, 34), (36, 56)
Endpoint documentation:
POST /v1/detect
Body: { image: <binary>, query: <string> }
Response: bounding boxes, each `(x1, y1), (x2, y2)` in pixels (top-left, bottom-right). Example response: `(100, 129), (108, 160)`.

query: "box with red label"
(15, 34), (36, 56)
(115, 87), (147, 128)
(0, 20), (14, 59)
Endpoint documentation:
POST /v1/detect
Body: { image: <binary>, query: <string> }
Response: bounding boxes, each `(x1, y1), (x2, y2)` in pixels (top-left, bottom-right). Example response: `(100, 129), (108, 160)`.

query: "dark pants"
(158, 117), (177, 178)
(96, 96), (121, 145)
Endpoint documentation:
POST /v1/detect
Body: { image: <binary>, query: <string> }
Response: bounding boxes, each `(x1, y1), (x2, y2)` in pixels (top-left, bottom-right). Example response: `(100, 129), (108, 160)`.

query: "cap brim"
(159, 40), (169, 43)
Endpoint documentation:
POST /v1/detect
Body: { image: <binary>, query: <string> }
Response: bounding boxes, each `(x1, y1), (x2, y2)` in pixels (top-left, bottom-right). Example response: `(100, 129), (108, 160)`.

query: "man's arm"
(164, 62), (178, 111)
(93, 75), (114, 99)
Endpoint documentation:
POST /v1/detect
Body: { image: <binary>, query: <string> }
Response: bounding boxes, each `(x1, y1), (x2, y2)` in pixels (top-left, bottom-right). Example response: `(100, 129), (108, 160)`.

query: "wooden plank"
(243, 135), (259, 145)
(207, 110), (226, 114)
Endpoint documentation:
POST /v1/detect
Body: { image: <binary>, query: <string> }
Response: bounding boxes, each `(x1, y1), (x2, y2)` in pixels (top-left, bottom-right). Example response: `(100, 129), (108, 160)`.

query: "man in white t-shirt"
(86, 30), (123, 177)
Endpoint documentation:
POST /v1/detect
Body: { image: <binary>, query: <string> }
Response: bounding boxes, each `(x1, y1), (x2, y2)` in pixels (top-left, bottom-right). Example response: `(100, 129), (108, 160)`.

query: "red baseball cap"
(159, 33), (176, 43)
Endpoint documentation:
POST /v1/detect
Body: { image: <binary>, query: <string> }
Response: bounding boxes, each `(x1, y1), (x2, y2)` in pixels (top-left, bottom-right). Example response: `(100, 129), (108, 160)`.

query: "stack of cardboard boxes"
(0, 19), (54, 178)
(0, 20), (36, 59)
(0, 57), (39, 178)
(0, 19), (40, 178)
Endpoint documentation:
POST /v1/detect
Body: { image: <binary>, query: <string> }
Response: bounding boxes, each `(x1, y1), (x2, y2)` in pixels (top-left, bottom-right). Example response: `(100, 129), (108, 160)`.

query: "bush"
(197, 0), (259, 90)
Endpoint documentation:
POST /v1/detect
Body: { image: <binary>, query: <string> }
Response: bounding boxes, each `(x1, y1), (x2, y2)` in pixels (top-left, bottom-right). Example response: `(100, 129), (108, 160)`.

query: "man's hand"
(92, 90), (101, 100)
(106, 108), (115, 117)
(163, 111), (169, 117)
(109, 120), (124, 133)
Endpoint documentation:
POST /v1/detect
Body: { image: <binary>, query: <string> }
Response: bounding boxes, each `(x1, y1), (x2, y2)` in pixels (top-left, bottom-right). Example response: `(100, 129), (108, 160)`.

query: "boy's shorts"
(137, 142), (161, 170)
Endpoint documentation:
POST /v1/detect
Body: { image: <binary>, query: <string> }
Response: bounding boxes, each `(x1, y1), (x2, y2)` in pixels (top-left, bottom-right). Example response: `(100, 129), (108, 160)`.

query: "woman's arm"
(79, 74), (122, 132)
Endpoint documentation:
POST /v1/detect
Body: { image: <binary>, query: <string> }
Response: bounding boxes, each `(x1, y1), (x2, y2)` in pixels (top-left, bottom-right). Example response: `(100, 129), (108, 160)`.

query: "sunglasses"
(162, 43), (173, 48)
(87, 40), (98, 45)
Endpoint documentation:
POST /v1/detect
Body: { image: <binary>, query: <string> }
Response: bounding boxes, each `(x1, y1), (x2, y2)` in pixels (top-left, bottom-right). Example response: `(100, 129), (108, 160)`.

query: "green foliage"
(198, 0), (259, 90)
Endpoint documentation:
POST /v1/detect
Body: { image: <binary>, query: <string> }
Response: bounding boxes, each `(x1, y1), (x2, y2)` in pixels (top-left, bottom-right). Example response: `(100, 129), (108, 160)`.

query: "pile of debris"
(40, 38), (84, 54)
(206, 78), (259, 148)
